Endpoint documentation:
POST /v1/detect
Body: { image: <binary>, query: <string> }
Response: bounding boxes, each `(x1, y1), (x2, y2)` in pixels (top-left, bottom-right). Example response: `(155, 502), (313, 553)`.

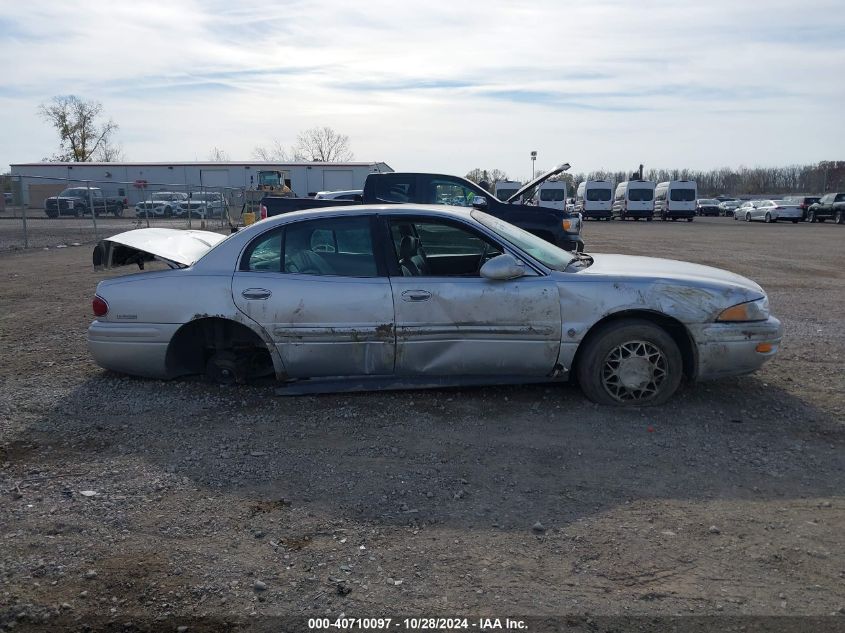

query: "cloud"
(1, 0), (844, 178)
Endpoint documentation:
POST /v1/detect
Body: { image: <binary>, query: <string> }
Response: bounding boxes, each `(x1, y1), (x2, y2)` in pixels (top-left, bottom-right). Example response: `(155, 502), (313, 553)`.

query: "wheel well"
(571, 310), (697, 381)
(165, 317), (273, 378)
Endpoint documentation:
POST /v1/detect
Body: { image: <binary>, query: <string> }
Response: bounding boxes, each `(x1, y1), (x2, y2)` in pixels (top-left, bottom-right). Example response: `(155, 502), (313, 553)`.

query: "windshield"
(540, 189), (566, 201)
(628, 188), (654, 202)
(152, 193), (174, 201)
(495, 189), (518, 201)
(586, 188), (611, 201)
(59, 189), (86, 198)
(471, 210), (576, 270)
(670, 188), (696, 201)
(699, 199), (719, 205)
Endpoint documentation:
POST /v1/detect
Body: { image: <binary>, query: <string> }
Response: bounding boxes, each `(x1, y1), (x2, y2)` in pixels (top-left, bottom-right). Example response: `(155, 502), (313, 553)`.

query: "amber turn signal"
(756, 343), (774, 353)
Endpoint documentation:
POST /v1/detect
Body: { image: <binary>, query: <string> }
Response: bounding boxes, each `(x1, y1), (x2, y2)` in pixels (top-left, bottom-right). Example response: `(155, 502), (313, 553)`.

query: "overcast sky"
(1, 0), (843, 180)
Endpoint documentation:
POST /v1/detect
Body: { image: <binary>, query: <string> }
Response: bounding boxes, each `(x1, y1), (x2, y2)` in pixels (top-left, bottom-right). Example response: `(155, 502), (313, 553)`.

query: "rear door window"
(372, 175), (417, 203)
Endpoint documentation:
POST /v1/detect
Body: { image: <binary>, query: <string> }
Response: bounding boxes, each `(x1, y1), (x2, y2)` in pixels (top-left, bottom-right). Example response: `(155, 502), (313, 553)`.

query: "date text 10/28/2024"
(308, 617), (528, 630)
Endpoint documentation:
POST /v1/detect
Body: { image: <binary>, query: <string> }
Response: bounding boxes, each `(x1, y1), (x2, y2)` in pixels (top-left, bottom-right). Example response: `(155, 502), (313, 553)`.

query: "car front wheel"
(765, 212), (772, 223)
(836, 210), (844, 224)
(808, 210), (816, 223)
(576, 319), (683, 407)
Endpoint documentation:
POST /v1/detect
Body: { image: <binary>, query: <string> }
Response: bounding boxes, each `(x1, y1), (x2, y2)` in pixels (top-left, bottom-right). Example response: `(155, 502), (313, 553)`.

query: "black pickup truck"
(260, 164), (584, 252)
(45, 187), (127, 218)
(807, 192), (845, 224)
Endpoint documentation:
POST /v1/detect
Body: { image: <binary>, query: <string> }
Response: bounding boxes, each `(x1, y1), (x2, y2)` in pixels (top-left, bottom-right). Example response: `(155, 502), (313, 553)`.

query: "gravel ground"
(1, 217), (844, 632)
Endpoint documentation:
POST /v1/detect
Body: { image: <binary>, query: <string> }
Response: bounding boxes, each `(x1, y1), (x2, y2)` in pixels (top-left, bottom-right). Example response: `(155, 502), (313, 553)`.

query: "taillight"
(92, 295), (108, 317)
(260, 204), (268, 220)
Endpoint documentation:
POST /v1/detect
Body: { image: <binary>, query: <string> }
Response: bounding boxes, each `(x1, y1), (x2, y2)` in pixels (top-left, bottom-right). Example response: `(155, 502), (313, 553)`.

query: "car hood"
(93, 228), (227, 269)
(578, 253), (764, 295)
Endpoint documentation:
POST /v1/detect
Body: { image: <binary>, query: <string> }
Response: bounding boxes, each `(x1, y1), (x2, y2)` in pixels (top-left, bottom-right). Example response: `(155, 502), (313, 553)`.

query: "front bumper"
(689, 316), (782, 381)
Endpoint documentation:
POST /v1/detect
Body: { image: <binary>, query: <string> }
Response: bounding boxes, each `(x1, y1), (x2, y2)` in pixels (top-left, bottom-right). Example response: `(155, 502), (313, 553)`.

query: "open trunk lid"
(93, 228), (227, 270)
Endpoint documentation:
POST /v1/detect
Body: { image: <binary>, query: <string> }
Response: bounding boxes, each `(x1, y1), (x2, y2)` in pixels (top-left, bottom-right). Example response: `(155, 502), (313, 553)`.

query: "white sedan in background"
(745, 200), (803, 224)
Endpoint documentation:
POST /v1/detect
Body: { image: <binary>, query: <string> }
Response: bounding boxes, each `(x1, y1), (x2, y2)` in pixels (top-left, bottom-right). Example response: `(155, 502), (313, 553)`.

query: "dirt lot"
(1, 218), (844, 632)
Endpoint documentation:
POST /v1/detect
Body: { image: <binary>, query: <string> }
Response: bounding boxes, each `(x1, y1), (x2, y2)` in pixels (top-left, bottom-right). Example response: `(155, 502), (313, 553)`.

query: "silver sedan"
(88, 205), (782, 406)
(745, 200), (803, 223)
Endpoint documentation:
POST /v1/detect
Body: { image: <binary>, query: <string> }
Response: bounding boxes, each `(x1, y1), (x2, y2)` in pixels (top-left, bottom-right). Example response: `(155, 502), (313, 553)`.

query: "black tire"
(764, 212), (772, 223)
(808, 210), (817, 223)
(73, 206), (81, 218)
(791, 219), (799, 224)
(687, 217), (693, 222)
(576, 319), (683, 407)
(745, 213), (751, 222)
(819, 218), (826, 223)
(164, 206), (172, 218)
(113, 205), (124, 218)
(646, 217), (652, 222)
(836, 210), (844, 224)
(671, 217), (677, 222)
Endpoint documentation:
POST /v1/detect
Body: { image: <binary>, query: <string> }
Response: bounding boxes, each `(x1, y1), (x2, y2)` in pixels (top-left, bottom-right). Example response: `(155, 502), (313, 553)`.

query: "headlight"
(562, 215), (582, 233)
(717, 297), (769, 322)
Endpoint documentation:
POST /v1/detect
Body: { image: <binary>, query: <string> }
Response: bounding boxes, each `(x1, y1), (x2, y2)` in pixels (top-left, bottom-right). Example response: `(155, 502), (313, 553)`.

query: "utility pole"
(531, 151), (537, 179)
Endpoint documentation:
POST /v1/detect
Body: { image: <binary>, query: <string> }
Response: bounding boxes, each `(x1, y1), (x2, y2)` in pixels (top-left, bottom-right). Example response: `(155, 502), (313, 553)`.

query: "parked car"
(135, 192), (189, 218)
(718, 199), (741, 216)
(744, 200), (803, 223)
(695, 198), (722, 217)
(655, 180), (697, 221)
(734, 200), (759, 221)
(175, 192), (226, 218)
(44, 187), (127, 218)
(807, 193), (845, 224)
(575, 180), (613, 220)
(786, 196), (821, 221)
(314, 189), (364, 201)
(89, 205), (781, 407)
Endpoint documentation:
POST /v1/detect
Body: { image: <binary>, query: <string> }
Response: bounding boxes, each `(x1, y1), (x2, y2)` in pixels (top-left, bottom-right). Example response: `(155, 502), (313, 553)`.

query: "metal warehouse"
(9, 161), (393, 208)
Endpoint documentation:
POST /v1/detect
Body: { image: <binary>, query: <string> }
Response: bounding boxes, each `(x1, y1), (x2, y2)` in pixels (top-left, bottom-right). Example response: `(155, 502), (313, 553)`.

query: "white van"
(655, 180), (697, 221)
(537, 181), (567, 211)
(611, 180), (656, 221)
(493, 181), (522, 202)
(575, 180), (613, 220)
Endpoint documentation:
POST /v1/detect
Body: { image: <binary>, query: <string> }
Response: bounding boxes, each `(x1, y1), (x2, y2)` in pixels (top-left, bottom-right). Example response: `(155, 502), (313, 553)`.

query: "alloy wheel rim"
(601, 340), (667, 402)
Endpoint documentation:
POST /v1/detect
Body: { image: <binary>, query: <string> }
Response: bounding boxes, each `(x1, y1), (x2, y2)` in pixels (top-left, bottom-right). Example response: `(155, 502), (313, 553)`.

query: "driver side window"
(389, 218), (502, 277)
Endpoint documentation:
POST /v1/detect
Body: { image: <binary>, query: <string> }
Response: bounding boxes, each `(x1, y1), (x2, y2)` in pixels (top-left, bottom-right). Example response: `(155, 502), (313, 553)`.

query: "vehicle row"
(133, 191), (227, 219)
(572, 179), (698, 222)
(730, 194), (845, 224)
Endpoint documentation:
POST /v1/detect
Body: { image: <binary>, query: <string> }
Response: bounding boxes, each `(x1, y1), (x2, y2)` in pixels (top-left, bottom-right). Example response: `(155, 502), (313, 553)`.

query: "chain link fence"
(0, 174), (262, 252)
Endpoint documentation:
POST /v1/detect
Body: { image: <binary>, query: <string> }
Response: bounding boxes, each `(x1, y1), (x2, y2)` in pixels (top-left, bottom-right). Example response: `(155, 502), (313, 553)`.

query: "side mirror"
(471, 196), (488, 209)
(480, 253), (525, 281)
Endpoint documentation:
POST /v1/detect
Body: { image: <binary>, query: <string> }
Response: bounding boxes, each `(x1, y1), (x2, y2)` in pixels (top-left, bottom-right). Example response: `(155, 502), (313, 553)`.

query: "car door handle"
(241, 288), (272, 300)
(401, 290), (431, 302)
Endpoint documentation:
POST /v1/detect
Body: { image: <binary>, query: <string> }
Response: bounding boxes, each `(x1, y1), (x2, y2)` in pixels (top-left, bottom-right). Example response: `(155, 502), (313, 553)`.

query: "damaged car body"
(88, 205), (782, 406)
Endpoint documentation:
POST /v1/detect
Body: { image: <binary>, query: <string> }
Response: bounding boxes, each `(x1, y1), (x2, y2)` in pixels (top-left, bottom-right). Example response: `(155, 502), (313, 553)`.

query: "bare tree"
(38, 95), (119, 162)
(252, 139), (292, 162)
(294, 126), (354, 162)
(208, 146), (230, 162)
(97, 140), (125, 162)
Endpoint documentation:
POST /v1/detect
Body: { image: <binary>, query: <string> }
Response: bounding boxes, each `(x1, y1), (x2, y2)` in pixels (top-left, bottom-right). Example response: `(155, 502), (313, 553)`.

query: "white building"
(9, 161), (393, 208)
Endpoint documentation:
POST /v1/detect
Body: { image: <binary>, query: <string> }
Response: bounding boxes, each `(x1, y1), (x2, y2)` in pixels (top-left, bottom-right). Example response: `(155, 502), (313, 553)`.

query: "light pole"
(530, 151), (537, 179)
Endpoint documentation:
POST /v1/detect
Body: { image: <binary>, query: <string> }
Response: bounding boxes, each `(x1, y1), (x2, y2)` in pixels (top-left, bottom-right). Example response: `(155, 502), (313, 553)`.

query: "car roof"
(256, 204), (477, 228)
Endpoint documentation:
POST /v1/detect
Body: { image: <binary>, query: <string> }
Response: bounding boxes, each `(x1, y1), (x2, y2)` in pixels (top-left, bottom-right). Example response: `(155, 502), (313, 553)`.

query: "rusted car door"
(232, 216), (395, 378)
(385, 215), (562, 376)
